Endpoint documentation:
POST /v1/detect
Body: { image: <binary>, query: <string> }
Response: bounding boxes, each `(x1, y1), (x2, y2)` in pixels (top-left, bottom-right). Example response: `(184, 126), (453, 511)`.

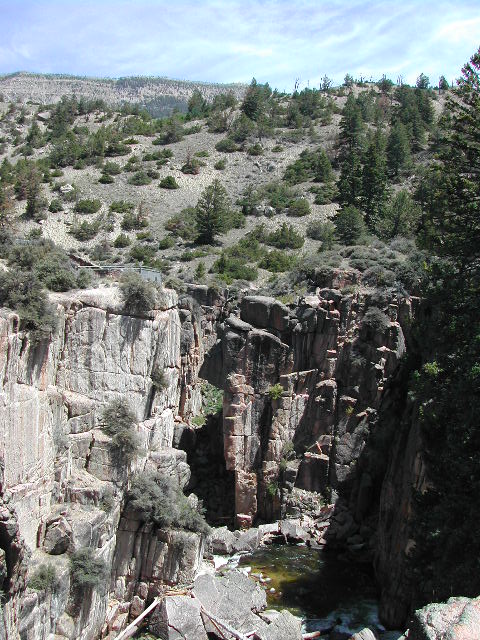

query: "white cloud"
(435, 16), (480, 44)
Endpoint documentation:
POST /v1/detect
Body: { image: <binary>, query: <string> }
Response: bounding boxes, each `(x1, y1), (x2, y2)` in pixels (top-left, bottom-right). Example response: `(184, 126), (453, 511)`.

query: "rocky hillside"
(0, 72), (247, 116)
(0, 55), (479, 640)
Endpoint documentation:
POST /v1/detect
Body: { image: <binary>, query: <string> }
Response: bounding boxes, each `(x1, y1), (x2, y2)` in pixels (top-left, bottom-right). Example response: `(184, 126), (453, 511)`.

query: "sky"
(0, 0), (479, 90)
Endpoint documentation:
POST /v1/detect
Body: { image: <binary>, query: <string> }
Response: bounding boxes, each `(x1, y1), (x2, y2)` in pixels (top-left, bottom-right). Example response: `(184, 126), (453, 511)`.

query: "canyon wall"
(0, 279), (426, 637)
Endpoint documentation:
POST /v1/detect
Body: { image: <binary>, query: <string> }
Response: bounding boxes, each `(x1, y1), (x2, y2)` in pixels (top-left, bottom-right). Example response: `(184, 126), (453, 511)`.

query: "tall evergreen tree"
(387, 121), (412, 176)
(408, 48), (480, 608)
(361, 129), (388, 230)
(195, 180), (230, 244)
(338, 94), (365, 206)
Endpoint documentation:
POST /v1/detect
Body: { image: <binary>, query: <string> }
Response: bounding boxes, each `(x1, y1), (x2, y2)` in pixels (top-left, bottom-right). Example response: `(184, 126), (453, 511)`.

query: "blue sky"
(0, 1), (478, 90)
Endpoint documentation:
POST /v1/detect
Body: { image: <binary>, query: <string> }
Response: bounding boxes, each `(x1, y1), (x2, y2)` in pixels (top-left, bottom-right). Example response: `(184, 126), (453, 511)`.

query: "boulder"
(257, 610), (302, 639)
(408, 596), (480, 640)
(209, 527), (238, 555)
(348, 629), (377, 640)
(43, 516), (72, 555)
(193, 570), (268, 635)
(151, 596), (207, 640)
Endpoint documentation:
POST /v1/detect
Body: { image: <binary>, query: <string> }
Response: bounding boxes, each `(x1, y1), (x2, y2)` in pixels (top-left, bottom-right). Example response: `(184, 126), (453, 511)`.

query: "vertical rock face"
(0, 286), (210, 640)
(0, 280), (426, 637)
(209, 291), (410, 526)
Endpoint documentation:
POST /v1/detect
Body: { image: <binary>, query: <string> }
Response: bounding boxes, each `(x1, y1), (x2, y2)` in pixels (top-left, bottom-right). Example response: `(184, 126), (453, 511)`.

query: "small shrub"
(98, 174), (114, 184)
(114, 233), (131, 248)
(195, 150), (209, 157)
(268, 383), (283, 401)
(29, 564), (57, 592)
(121, 211), (148, 231)
(102, 398), (140, 465)
(128, 171), (152, 186)
(214, 159), (227, 170)
(362, 307), (390, 332)
(120, 272), (156, 314)
(272, 145), (284, 153)
(128, 471), (210, 534)
(102, 161), (121, 175)
(110, 200), (134, 214)
(159, 176), (179, 189)
(215, 138), (238, 153)
(70, 548), (107, 591)
(181, 155), (202, 175)
(99, 489), (115, 513)
(266, 481), (279, 498)
(266, 223), (304, 249)
(158, 236), (175, 250)
(288, 198), (311, 217)
(70, 218), (101, 241)
(307, 220), (336, 250)
(75, 199), (101, 215)
(259, 250), (296, 272)
(130, 243), (156, 263)
(247, 143), (263, 156)
(48, 198), (63, 213)
(151, 367), (168, 389)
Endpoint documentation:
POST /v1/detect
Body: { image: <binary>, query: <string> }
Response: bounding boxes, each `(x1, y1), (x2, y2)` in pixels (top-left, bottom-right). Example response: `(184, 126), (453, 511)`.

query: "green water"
(237, 544), (382, 635)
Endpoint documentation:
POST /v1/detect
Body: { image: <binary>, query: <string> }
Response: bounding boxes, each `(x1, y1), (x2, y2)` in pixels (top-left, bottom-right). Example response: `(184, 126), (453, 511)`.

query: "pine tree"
(361, 129), (388, 230)
(408, 48), (480, 608)
(387, 121), (411, 176)
(195, 180), (230, 244)
(338, 94), (365, 206)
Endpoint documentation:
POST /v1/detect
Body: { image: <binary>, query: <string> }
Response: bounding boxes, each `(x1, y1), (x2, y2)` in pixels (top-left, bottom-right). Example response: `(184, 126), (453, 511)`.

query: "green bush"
(101, 398), (140, 465)
(195, 150), (209, 157)
(259, 250), (296, 272)
(98, 174), (114, 184)
(335, 206), (366, 245)
(362, 307), (390, 332)
(214, 159), (227, 170)
(70, 548), (107, 591)
(268, 383), (283, 400)
(130, 243), (157, 263)
(159, 176), (179, 189)
(70, 217), (101, 241)
(48, 198), (63, 213)
(165, 208), (197, 241)
(102, 161), (121, 175)
(128, 171), (152, 186)
(247, 143), (263, 156)
(307, 220), (336, 250)
(128, 471), (210, 534)
(288, 198), (311, 217)
(120, 271), (156, 314)
(29, 564), (57, 592)
(110, 200), (134, 214)
(212, 253), (258, 283)
(215, 138), (238, 153)
(121, 211), (148, 231)
(266, 223), (304, 249)
(75, 199), (101, 214)
(158, 236), (175, 250)
(114, 233), (131, 248)
(181, 155), (202, 175)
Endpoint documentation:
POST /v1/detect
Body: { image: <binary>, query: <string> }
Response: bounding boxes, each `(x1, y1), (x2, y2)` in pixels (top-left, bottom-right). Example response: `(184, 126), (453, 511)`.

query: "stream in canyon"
(232, 544), (383, 636)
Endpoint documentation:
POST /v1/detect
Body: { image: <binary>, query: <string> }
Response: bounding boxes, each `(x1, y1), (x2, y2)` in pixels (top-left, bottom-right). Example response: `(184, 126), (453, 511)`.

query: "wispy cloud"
(0, 1), (478, 89)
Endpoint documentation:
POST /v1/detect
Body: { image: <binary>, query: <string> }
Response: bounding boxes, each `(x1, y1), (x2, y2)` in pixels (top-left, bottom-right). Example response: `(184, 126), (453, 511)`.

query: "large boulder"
(257, 610), (302, 639)
(192, 570), (268, 636)
(408, 596), (480, 640)
(151, 596), (208, 640)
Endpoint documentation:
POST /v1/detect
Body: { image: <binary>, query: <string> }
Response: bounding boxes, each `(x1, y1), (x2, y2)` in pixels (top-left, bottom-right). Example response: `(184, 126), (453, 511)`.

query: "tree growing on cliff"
(101, 399), (140, 466)
(120, 272), (156, 314)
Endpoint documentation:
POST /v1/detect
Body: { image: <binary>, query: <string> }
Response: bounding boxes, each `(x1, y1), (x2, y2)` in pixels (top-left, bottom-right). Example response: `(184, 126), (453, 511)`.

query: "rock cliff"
(0, 280), (449, 637)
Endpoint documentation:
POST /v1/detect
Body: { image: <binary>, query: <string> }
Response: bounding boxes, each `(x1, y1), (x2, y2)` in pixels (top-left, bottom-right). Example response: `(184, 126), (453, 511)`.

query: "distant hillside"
(0, 71), (247, 116)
